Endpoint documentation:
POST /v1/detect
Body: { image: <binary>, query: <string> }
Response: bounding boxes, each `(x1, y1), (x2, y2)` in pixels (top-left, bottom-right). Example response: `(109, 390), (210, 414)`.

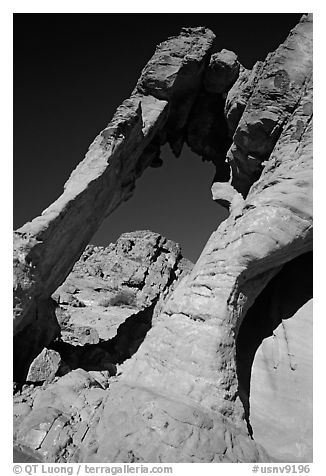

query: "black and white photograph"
(10, 4), (315, 472)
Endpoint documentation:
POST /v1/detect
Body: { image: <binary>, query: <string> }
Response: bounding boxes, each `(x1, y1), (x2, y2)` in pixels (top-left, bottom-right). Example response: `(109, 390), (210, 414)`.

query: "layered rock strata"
(14, 14), (313, 463)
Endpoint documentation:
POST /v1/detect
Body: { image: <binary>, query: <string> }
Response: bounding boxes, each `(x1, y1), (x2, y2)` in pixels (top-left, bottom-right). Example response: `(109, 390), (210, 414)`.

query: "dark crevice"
(230, 70), (312, 199)
(121, 280), (146, 291)
(235, 251), (312, 436)
(50, 303), (155, 375)
(165, 257), (181, 290)
(13, 298), (61, 384)
(121, 242), (175, 291)
(186, 88), (232, 186)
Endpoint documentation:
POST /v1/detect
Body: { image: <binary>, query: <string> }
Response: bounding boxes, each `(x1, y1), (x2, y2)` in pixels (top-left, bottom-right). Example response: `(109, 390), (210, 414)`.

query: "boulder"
(26, 348), (61, 383)
(204, 49), (240, 94)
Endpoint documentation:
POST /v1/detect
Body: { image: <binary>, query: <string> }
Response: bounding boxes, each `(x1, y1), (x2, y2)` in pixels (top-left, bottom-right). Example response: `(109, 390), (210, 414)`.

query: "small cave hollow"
(50, 303), (155, 377)
(236, 251), (313, 438)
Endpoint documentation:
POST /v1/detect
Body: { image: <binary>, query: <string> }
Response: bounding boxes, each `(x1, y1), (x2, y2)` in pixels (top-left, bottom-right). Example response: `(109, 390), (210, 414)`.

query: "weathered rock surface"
(13, 95), (168, 334)
(14, 231), (194, 461)
(26, 349), (61, 384)
(14, 369), (106, 461)
(223, 14), (312, 197)
(136, 27), (216, 156)
(204, 49), (240, 94)
(236, 251), (313, 462)
(250, 299), (313, 462)
(14, 15), (312, 464)
(13, 26), (214, 351)
(51, 230), (192, 372)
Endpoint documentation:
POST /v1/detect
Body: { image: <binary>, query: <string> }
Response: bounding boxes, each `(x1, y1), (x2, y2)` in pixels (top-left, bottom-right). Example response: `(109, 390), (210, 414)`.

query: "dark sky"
(14, 13), (303, 262)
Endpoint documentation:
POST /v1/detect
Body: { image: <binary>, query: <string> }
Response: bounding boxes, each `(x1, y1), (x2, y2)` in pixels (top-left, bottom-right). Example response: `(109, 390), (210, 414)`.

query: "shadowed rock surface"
(13, 15), (312, 463)
(250, 299), (313, 462)
(223, 14), (312, 197)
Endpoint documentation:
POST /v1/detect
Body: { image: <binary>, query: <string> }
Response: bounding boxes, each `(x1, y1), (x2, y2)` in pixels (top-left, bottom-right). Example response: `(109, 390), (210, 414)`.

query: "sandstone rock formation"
(13, 14), (313, 463)
(26, 349), (61, 384)
(52, 231), (192, 370)
(249, 299), (313, 462)
(14, 231), (193, 461)
(236, 252), (313, 461)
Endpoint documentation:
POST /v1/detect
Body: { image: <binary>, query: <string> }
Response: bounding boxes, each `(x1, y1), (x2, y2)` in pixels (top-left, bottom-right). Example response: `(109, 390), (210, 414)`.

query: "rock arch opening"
(91, 143), (229, 262)
(13, 25), (234, 349)
(236, 251), (313, 460)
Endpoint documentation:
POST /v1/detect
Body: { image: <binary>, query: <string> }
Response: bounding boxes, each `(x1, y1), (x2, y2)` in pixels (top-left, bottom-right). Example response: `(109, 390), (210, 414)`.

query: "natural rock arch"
(13, 15), (312, 463)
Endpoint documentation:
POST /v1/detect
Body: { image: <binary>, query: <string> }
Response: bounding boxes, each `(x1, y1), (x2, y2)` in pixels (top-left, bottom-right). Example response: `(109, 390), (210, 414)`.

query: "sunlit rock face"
(236, 252), (313, 462)
(13, 27), (215, 380)
(13, 15), (312, 463)
(250, 299), (313, 462)
(13, 232), (194, 462)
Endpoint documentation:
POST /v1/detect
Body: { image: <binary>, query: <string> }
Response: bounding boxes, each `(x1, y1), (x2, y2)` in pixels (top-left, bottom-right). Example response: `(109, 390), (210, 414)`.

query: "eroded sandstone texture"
(14, 15), (313, 463)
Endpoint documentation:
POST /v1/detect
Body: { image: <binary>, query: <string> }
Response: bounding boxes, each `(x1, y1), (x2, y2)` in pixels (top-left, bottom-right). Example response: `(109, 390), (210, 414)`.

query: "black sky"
(14, 13), (303, 262)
